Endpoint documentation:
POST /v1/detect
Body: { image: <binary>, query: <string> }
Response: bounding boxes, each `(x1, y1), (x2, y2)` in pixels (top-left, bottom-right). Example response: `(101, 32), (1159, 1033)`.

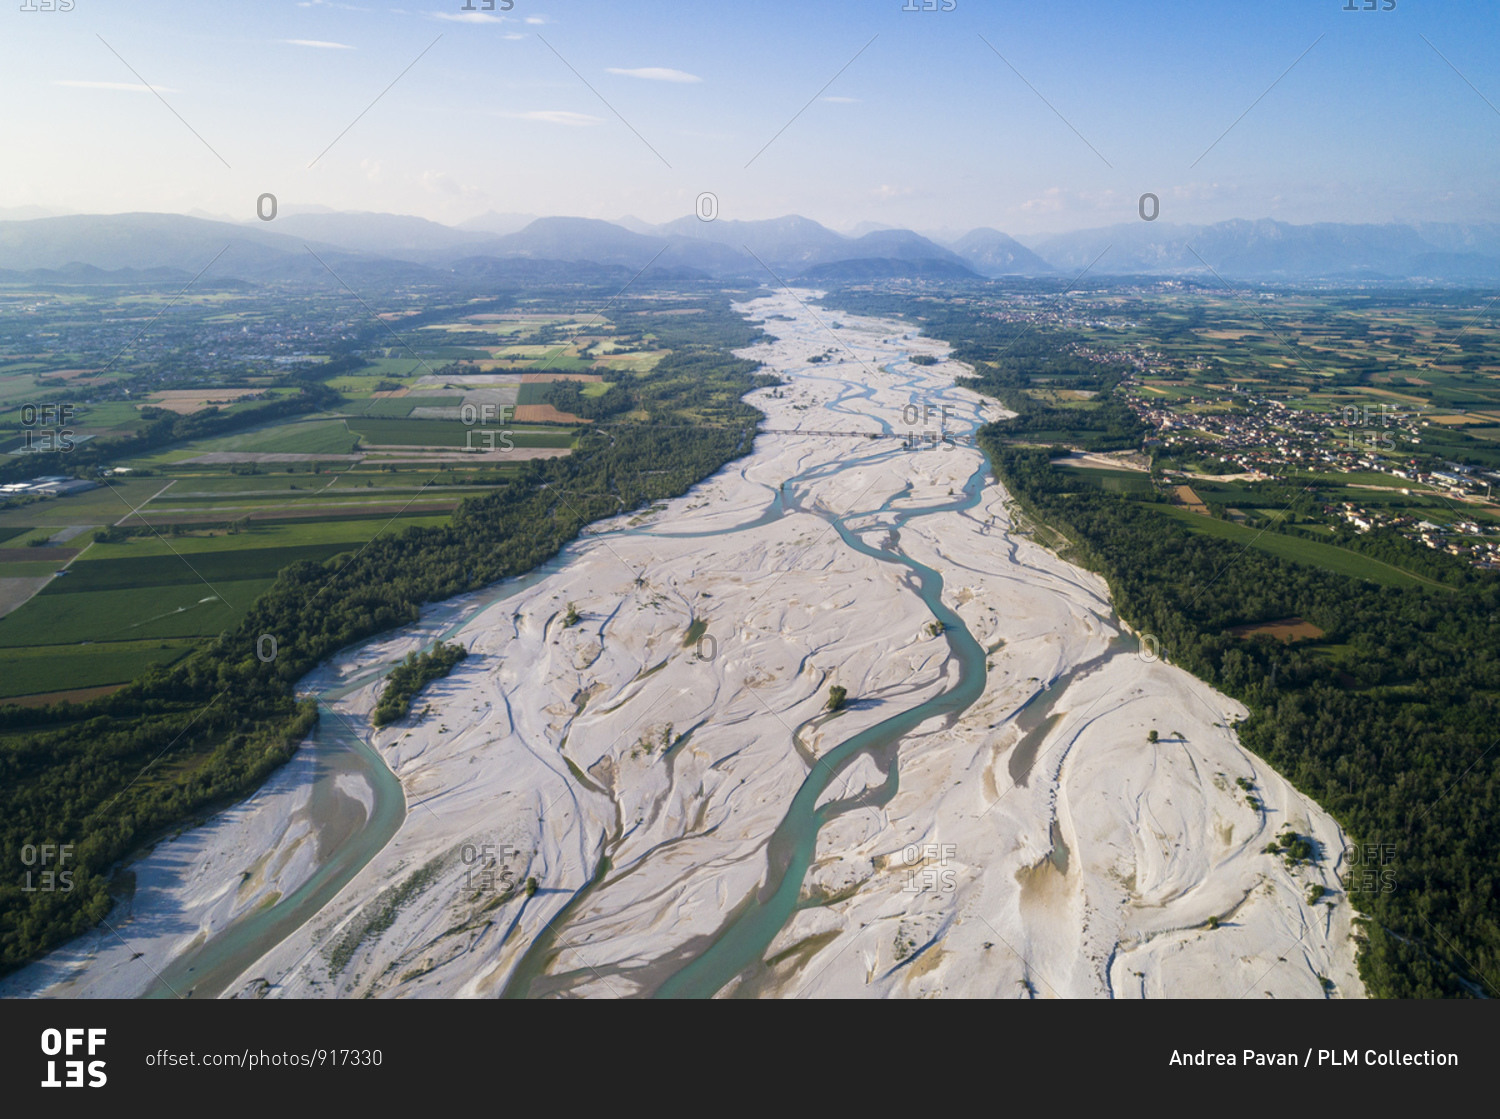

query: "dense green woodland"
(0, 289), (770, 974)
(830, 285), (1500, 998)
(372, 642), (469, 727)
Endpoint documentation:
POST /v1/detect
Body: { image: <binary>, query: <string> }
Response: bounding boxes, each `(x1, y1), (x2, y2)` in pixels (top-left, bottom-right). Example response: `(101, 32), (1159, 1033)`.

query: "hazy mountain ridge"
(949, 228), (1055, 276)
(1021, 218), (1500, 280)
(1, 211), (1496, 284)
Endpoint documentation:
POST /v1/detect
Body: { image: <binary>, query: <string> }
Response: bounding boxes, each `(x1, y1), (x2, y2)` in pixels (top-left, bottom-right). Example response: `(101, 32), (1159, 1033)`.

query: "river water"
(142, 303), (1014, 999)
(529, 345), (1002, 997)
(142, 561), (568, 998)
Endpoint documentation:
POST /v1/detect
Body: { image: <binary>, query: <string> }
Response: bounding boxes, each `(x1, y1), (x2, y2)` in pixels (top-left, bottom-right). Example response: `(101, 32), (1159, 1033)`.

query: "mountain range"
(2, 210), (1498, 286)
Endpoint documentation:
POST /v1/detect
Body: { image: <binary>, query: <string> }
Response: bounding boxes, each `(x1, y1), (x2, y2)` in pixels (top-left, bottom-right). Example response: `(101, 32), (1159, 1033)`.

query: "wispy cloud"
(283, 39), (355, 50)
(525, 15), (549, 24)
(500, 109), (603, 126)
(54, 79), (179, 93)
(433, 10), (508, 23)
(606, 67), (702, 83)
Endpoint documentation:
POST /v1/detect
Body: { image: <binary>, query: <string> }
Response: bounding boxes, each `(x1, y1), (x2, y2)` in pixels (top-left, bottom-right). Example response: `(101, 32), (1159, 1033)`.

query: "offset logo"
(40, 1028), (106, 1088)
(901, 843), (958, 893)
(17, 404), (75, 453)
(19, 843), (73, 893)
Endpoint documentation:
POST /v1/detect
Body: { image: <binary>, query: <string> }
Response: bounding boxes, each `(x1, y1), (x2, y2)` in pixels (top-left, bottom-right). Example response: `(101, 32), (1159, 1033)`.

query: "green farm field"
(341, 395), (463, 418)
(1055, 464), (1156, 496)
(0, 576), (275, 647)
(346, 417), (575, 448)
(1151, 504), (1441, 589)
(0, 639), (196, 700)
(80, 513), (452, 560)
(51, 542), (364, 591)
(142, 485), (494, 508)
(0, 561), (67, 578)
(0, 478), (166, 529)
(186, 418), (360, 456)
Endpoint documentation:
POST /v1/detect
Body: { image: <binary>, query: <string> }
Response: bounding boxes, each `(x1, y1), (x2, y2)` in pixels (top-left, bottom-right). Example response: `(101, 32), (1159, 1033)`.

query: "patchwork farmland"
(0, 300), (681, 701)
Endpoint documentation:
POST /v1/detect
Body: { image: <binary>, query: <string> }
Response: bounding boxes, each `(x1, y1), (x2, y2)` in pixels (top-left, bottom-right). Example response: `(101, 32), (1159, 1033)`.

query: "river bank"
(239, 290), (1365, 999)
(5, 289), (1364, 999)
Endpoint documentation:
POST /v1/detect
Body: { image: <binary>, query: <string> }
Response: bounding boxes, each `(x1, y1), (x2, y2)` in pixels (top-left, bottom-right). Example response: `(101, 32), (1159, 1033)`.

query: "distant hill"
(656, 214), (851, 269)
(485, 216), (668, 266)
(265, 211), (490, 260)
(0, 213), (323, 276)
(949, 228), (1055, 276)
(1021, 218), (1500, 281)
(454, 210), (538, 237)
(3, 211), (1498, 285)
(797, 257), (979, 282)
(843, 229), (970, 269)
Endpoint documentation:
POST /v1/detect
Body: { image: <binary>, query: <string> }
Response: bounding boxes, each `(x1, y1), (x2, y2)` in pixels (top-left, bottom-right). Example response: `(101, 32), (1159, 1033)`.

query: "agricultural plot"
(0, 286), (683, 709)
(82, 514), (453, 561)
(186, 418), (360, 456)
(346, 417), (574, 449)
(343, 395), (463, 418)
(1054, 464), (1155, 496)
(51, 542), (363, 592)
(1151, 505), (1436, 588)
(589, 349), (667, 373)
(0, 640), (195, 701)
(0, 372), (44, 408)
(144, 389), (265, 414)
(0, 576), (276, 647)
(0, 400), (509, 697)
(0, 498), (462, 697)
(409, 311), (663, 376)
(74, 402), (147, 430)
(0, 477), (164, 529)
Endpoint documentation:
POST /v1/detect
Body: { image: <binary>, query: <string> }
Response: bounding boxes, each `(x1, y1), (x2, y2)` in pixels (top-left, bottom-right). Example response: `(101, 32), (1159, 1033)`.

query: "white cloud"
(53, 80), (178, 93)
(606, 67), (702, 83)
(433, 10), (508, 22)
(500, 109), (603, 126)
(525, 15), (549, 24)
(420, 169), (463, 196)
(821, 96), (860, 103)
(1015, 186), (1128, 216)
(1169, 181), (1231, 203)
(283, 39), (355, 50)
(1019, 187), (1069, 215)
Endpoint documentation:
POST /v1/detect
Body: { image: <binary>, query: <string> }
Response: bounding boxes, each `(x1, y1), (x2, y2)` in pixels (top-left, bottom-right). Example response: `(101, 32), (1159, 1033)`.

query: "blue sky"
(2, 0), (1497, 234)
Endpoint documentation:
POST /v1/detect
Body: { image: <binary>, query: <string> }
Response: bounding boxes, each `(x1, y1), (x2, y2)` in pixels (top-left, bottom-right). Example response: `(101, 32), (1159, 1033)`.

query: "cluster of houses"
(1125, 387), (1500, 568)
(1330, 501), (1500, 567)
